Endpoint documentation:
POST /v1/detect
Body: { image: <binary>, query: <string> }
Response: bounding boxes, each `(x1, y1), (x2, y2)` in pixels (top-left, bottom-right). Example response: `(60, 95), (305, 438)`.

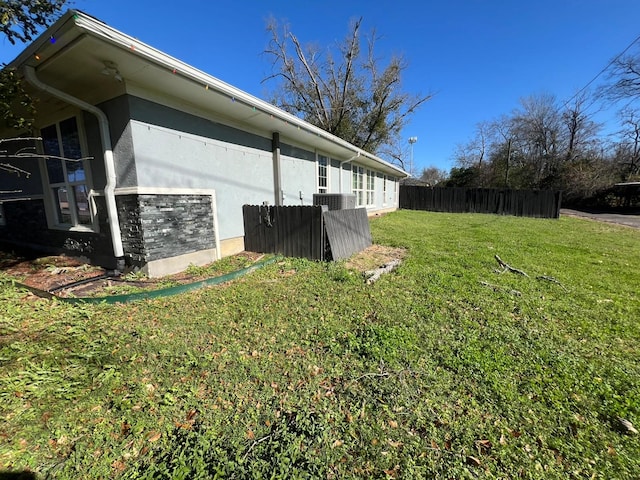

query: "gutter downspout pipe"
(23, 65), (125, 270)
(339, 151), (360, 193)
(272, 132), (283, 205)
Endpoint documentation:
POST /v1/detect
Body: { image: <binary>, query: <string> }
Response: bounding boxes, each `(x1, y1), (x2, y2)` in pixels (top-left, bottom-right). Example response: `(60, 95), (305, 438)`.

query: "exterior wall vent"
(313, 193), (356, 210)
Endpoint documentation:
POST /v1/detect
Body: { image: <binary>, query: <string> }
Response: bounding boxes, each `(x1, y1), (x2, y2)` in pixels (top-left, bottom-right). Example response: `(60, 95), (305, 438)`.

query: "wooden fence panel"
(243, 205), (372, 261)
(243, 205), (325, 260)
(324, 208), (372, 260)
(399, 186), (561, 218)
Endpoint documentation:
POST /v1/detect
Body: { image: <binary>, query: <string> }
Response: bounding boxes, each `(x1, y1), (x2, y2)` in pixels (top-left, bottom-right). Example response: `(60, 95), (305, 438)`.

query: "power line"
(559, 32), (640, 112)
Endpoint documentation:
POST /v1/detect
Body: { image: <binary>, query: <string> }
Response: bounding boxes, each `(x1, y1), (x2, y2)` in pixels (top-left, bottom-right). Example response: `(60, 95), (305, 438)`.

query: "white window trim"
(352, 165), (376, 208)
(382, 174), (388, 206)
(365, 169), (375, 207)
(352, 165), (364, 207)
(39, 114), (99, 233)
(317, 153), (330, 194)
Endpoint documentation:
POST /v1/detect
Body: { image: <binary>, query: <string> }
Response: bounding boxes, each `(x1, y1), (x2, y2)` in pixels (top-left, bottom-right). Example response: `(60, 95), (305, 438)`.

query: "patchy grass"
(1, 210), (638, 479)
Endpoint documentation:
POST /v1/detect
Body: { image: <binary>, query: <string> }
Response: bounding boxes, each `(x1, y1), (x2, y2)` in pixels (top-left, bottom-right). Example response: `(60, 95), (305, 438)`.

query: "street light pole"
(408, 136), (418, 176)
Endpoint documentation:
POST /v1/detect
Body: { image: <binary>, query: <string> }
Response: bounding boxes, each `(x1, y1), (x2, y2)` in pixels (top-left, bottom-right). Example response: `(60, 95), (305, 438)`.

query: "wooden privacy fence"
(400, 186), (562, 218)
(242, 205), (372, 261)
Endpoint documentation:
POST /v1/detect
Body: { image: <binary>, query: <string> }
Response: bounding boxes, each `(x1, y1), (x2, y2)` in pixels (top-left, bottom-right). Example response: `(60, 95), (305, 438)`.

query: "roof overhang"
(6, 10), (408, 178)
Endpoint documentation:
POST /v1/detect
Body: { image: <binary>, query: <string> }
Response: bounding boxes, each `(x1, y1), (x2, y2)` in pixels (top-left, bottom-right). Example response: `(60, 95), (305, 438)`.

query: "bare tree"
(419, 166), (447, 186)
(614, 108), (640, 179)
(487, 115), (517, 187)
(263, 17), (431, 161)
(377, 136), (410, 171)
(510, 93), (562, 185)
(601, 43), (640, 104)
(453, 121), (492, 168)
(561, 92), (602, 163)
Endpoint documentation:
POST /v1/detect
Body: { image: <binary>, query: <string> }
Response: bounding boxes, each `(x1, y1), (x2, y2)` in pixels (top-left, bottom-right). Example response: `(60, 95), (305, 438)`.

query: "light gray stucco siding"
(329, 159), (341, 193)
(98, 95), (137, 188)
(129, 121), (274, 240)
(128, 96), (272, 153)
(280, 153), (317, 206)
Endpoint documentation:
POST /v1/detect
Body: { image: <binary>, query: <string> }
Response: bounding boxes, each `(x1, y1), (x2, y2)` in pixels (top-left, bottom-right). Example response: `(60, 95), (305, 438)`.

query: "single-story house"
(0, 10), (407, 276)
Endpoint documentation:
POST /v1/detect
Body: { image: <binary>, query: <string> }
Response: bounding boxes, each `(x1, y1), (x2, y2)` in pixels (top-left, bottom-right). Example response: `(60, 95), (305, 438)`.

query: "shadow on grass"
(0, 472), (38, 480)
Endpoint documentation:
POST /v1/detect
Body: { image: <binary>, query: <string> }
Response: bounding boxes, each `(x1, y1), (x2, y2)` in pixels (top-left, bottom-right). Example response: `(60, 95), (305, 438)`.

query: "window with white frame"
(41, 117), (94, 229)
(366, 169), (375, 205)
(382, 174), (387, 205)
(317, 154), (329, 193)
(352, 165), (364, 206)
(352, 165), (375, 206)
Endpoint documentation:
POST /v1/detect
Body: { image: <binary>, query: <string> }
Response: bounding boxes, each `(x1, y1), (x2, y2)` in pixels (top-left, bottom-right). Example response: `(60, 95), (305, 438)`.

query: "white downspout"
(23, 65), (125, 268)
(339, 151), (360, 193)
(272, 132), (283, 205)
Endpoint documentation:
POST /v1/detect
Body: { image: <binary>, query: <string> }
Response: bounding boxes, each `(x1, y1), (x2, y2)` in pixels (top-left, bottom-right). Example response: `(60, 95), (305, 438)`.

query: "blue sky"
(2, 0), (639, 174)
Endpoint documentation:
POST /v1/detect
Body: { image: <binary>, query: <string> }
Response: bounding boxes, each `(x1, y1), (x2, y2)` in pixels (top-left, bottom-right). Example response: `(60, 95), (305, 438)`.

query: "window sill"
(49, 224), (98, 234)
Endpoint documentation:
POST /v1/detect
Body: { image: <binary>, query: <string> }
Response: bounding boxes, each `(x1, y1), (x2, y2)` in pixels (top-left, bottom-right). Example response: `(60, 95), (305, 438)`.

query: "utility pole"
(408, 136), (418, 176)
(505, 138), (512, 187)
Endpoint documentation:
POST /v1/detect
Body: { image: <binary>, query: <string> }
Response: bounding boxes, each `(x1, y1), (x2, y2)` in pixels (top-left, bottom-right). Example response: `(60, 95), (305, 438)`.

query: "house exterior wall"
(280, 146), (317, 206)
(127, 123), (274, 241)
(125, 95), (274, 242)
(1, 10), (406, 276)
(341, 162), (354, 196)
(0, 197), (117, 267)
(329, 159), (342, 193)
(99, 95), (137, 188)
(377, 173), (393, 207)
(1, 90), (403, 272)
(0, 156), (43, 199)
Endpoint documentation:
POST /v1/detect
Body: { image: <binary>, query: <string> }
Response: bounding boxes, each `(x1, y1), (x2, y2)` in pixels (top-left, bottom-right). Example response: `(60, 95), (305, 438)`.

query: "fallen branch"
(536, 275), (567, 290)
(243, 433), (273, 461)
(364, 259), (401, 284)
(354, 371), (392, 382)
(495, 255), (529, 277)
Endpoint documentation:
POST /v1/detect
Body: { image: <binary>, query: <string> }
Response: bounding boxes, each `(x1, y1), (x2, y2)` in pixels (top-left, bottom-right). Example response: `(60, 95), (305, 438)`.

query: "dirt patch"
(344, 244), (407, 273)
(0, 251), (265, 298)
(0, 246), (406, 299)
(0, 253), (106, 293)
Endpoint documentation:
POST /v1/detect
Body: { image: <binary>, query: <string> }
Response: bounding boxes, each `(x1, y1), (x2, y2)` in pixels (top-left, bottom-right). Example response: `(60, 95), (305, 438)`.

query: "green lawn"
(1, 210), (639, 479)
